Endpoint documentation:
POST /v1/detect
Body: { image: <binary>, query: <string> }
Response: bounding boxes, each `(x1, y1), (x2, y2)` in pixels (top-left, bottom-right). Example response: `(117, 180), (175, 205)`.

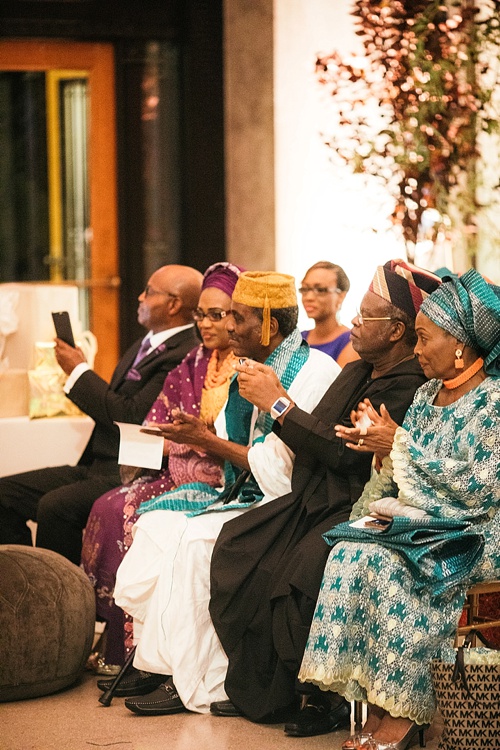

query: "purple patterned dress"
(81, 345), (225, 665)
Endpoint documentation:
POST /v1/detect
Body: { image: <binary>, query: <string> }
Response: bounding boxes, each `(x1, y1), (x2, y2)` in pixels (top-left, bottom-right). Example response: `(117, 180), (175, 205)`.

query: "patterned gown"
(298, 377), (500, 725)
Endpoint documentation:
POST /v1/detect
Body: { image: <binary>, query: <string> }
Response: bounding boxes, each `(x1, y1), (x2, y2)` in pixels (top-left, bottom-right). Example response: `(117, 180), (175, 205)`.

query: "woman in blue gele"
(299, 269), (500, 749)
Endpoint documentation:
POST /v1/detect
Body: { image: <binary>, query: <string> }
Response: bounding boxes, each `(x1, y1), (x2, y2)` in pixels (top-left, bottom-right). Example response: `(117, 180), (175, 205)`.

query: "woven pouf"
(0, 545), (95, 702)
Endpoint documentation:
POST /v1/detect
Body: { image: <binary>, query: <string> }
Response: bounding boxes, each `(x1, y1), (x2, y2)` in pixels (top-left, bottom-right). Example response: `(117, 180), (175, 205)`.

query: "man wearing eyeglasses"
(0, 264), (202, 565)
(209, 260), (441, 737)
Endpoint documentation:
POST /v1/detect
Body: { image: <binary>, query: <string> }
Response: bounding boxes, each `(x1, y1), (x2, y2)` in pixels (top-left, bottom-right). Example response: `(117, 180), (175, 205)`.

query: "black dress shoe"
(97, 666), (170, 697)
(210, 699), (243, 717)
(124, 678), (187, 716)
(284, 697), (351, 737)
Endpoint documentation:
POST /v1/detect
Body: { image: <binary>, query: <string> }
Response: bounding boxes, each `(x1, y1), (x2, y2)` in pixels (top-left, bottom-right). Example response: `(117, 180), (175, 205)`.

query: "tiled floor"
(1, 671), (442, 750)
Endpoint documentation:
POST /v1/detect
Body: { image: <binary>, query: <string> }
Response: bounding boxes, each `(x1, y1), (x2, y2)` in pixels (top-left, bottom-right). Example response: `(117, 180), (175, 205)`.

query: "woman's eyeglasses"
(192, 309), (231, 322)
(298, 286), (342, 296)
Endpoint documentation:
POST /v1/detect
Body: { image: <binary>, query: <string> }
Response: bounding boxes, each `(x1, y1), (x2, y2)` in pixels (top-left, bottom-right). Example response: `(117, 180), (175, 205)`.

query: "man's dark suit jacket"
(69, 326), (200, 467)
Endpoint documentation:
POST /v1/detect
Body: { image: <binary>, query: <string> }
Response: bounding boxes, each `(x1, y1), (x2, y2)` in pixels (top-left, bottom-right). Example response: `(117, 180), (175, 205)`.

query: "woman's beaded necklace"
(442, 357), (484, 390)
(204, 350), (238, 389)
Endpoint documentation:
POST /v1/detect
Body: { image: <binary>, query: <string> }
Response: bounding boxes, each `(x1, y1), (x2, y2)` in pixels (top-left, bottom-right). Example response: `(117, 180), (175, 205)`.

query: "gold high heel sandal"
(375, 722), (429, 750)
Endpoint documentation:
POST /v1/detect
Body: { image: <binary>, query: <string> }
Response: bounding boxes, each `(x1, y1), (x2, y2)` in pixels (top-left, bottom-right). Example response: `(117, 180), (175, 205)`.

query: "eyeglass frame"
(142, 284), (179, 299)
(298, 285), (342, 296)
(354, 309), (399, 325)
(192, 308), (231, 323)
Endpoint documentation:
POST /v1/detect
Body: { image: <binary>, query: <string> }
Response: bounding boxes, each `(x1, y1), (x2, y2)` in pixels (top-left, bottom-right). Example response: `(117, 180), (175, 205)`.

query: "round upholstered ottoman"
(0, 545), (95, 702)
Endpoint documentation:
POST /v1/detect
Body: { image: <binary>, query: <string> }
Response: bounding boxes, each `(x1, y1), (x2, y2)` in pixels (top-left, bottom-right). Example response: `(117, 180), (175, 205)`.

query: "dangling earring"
(455, 348), (464, 370)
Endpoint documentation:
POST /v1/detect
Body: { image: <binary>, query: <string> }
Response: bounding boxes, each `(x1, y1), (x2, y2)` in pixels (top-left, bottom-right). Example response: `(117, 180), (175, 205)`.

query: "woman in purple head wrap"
(82, 262), (243, 670)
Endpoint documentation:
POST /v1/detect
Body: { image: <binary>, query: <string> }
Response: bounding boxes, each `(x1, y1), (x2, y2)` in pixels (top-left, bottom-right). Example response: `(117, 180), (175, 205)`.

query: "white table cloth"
(0, 416), (94, 478)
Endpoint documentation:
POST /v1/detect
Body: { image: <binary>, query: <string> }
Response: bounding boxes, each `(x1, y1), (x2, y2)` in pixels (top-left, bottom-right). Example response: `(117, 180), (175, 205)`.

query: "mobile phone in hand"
(52, 311), (76, 348)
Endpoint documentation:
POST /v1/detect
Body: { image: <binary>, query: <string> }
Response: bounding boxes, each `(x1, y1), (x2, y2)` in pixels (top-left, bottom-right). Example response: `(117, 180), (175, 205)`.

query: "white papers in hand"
(114, 422), (164, 470)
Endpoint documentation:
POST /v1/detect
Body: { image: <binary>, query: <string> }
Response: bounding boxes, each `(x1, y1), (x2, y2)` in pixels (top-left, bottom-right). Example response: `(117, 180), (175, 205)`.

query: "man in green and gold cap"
(109, 271), (340, 715)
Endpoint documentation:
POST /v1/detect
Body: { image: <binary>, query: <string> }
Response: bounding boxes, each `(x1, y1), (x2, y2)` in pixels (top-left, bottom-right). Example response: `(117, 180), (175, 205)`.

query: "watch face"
(274, 400), (288, 415)
(271, 397), (290, 417)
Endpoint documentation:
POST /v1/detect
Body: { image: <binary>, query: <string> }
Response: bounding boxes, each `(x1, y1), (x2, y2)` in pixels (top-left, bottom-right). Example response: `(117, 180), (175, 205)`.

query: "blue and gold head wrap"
(420, 268), (500, 376)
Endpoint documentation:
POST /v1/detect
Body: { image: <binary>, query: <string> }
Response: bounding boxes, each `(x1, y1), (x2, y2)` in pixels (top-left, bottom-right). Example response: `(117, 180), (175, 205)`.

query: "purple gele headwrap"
(201, 262), (245, 298)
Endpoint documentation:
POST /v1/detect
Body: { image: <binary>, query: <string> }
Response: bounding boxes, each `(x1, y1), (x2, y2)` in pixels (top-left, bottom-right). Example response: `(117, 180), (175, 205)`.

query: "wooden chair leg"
(456, 581), (500, 645)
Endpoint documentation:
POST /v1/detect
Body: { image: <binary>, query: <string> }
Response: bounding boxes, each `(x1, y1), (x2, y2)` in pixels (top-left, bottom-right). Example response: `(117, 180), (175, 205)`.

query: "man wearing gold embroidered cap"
(112, 270), (341, 716)
(231, 271), (298, 347)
